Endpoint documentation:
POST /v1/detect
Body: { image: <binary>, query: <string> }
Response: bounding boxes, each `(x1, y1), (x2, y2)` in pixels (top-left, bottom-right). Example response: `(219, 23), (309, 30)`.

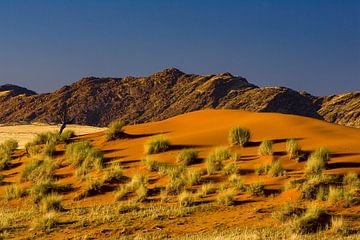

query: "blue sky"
(0, 0), (359, 95)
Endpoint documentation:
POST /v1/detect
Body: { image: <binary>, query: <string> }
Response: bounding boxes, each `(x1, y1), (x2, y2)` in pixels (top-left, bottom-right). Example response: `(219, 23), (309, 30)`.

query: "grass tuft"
(144, 135), (170, 154)
(286, 139), (301, 159)
(176, 148), (198, 166)
(228, 127), (251, 147)
(105, 119), (125, 141)
(217, 188), (236, 206)
(258, 140), (273, 156)
(206, 147), (231, 174)
(178, 191), (194, 207)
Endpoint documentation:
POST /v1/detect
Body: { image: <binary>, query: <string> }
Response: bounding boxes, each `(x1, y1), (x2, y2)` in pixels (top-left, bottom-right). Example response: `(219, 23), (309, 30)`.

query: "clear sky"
(0, 0), (359, 95)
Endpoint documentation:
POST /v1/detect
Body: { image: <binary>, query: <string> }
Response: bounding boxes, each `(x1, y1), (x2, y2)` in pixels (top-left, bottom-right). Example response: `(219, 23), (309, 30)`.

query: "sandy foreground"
(0, 123), (104, 148)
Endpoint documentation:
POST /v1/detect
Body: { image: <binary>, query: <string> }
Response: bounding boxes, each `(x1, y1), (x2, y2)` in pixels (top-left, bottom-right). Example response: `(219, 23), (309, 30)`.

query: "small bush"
(222, 162), (241, 176)
(4, 184), (26, 200)
(25, 143), (41, 156)
(185, 170), (202, 186)
(0, 139), (17, 170)
(311, 147), (331, 163)
(228, 127), (251, 147)
(304, 148), (330, 177)
(292, 204), (330, 234)
(178, 191), (194, 207)
(258, 140), (273, 156)
(30, 179), (58, 203)
(299, 174), (334, 199)
(103, 164), (123, 183)
(39, 194), (63, 212)
(247, 182), (265, 196)
(1, 139), (18, 151)
(128, 174), (147, 191)
(197, 183), (217, 198)
(43, 140), (56, 156)
(105, 119), (125, 141)
(32, 132), (59, 145)
(217, 189), (236, 206)
(230, 152), (241, 161)
(59, 130), (75, 143)
(206, 147), (231, 174)
(228, 174), (246, 191)
(274, 203), (304, 222)
(176, 148), (198, 165)
(82, 177), (104, 195)
(166, 177), (187, 195)
(286, 139), (301, 159)
(255, 164), (271, 176)
(114, 185), (131, 201)
(142, 156), (162, 172)
(20, 157), (57, 183)
(144, 135), (170, 154)
(268, 160), (285, 177)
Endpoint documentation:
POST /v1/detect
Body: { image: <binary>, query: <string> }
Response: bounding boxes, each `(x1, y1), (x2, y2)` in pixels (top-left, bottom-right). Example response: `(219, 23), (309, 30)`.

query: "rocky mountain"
(0, 68), (358, 128)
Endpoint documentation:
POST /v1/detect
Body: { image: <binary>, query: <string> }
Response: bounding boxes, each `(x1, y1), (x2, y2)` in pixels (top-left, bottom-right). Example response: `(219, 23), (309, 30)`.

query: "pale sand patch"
(0, 124), (104, 148)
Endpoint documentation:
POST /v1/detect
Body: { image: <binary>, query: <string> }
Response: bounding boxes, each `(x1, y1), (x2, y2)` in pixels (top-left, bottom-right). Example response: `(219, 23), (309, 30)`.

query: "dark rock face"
(0, 69), (358, 127)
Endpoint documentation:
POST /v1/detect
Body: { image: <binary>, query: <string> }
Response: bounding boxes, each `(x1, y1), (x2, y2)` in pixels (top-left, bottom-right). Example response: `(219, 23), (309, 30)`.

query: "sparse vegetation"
(32, 212), (60, 230)
(328, 186), (344, 204)
(176, 148), (198, 165)
(144, 135), (170, 154)
(255, 164), (271, 175)
(39, 193), (63, 212)
(291, 204), (330, 234)
(217, 188), (236, 206)
(142, 156), (162, 172)
(105, 119), (125, 141)
(222, 162), (241, 175)
(20, 156), (58, 183)
(228, 127), (251, 147)
(304, 147), (330, 176)
(30, 179), (58, 203)
(0, 139), (18, 170)
(247, 182), (265, 196)
(103, 164), (124, 183)
(206, 147), (231, 174)
(197, 183), (217, 198)
(178, 191), (194, 207)
(258, 140), (273, 156)
(286, 139), (301, 159)
(59, 129), (75, 142)
(4, 184), (26, 200)
(343, 172), (359, 187)
(268, 159), (285, 177)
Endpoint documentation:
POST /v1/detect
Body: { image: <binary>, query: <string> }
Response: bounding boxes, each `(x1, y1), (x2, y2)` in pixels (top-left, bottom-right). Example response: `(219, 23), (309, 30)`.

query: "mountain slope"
(0, 68), (358, 127)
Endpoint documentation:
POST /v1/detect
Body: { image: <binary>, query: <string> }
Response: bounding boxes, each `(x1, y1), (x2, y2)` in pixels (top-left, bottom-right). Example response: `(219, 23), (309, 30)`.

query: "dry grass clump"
(144, 135), (170, 154)
(286, 139), (301, 159)
(291, 204), (330, 234)
(304, 147), (330, 177)
(299, 174), (334, 200)
(274, 203), (304, 222)
(255, 164), (271, 176)
(20, 156), (58, 183)
(217, 188), (236, 206)
(176, 148), (198, 166)
(343, 172), (360, 188)
(258, 140), (273, 156)
(102, 164), (124, 183)
(197, 183), (217, 198)
(32, 212), (60, 230)
(327, 186), (344, 204)
(142, 156), (163, 172)
(59, 129), (75, 142)
(184, 170), (203, 186)
(105, 119), (125, 141)
(222, 162), (241, 175)
(39, 193), (63, 212)
(178, 191), (194, 207)
(4, 184), (26, 200)
(268, 159), (285, 177)
(0, 139), (18, 170)
(228, 127), (251, 147)
(66, 141), (104, 179)
(247, 182), (265, 196)
(25, 143), (41, 157)
(30, 179), (58, 203)
(115, 174), (148, 202)
(206, 147), (231, 174)
(228, 174), (246, 191)
(43, 140), (56, 156)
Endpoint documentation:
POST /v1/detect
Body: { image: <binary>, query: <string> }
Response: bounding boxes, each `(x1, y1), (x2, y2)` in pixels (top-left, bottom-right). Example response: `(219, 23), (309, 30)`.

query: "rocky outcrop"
(0, 69), (358, 127)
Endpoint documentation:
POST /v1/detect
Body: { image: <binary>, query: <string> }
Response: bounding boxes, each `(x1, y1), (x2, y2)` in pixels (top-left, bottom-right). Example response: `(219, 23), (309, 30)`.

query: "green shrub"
(292, 205), (330, 234)
(59, 130), (75, 142)
(105, 120), (125, 141)
(286, 139), (301, 159)
(103, 164), (123, 183)
(247, 182), (265, 196)
(142, 156), (162, 172)
(178, 191), (194, 207)
(20, 157), (57, 183)
(255, 164), (271, 176)
(144, 135), (170, 154)
(30, 179), (58, 203)
(39, 194), (63, 212)
(228, 174), (246, 191)
(228, 127), (251, 147)
(258, 140), (273, 156)
(176, 148), (198, 165)
(206, 147), (231, 174)
(274, 203), (304, 222)
(4, 184), (26, 200)
(217, 189), (236, 206)
(222, 162), (241, 175)
(268, 160), (285, 177)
